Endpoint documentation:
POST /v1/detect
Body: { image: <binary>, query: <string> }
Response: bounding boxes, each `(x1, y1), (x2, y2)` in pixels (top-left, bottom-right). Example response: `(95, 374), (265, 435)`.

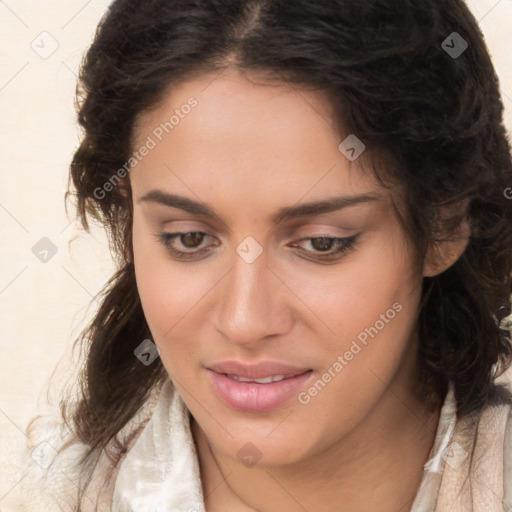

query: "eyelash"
(155, 232), (360, 262)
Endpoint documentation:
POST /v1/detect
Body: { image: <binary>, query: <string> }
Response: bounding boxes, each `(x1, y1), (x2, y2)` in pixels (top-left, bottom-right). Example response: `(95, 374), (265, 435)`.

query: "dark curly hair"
(34, 0), (512, 509)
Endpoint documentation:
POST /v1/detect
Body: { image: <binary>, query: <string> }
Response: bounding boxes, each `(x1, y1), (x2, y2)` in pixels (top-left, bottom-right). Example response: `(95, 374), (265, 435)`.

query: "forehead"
(131, 67), (383, 205)
(134, 67), (339, 143)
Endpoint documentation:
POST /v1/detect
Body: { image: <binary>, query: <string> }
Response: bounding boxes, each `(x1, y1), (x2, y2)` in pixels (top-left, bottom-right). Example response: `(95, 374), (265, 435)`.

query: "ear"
(422, 200), (471, 278)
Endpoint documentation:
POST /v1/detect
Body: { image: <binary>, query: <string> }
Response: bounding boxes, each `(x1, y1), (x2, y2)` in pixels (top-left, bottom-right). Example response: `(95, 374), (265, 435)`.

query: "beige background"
(1, 0), (511, 505)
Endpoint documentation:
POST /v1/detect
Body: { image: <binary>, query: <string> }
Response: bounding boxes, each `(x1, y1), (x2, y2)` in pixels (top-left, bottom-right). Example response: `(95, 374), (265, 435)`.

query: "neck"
(192, 371), (443, 512)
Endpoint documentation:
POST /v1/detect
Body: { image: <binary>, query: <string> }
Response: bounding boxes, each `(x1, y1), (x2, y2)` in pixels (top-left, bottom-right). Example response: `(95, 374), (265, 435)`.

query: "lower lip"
(207, 369), (313, 412)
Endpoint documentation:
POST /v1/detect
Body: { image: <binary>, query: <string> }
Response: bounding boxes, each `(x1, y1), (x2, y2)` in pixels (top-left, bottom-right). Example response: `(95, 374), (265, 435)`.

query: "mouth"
(206, 362), (313, 412)
(224, 374), (294, 384)
(207, 360), (312, 379)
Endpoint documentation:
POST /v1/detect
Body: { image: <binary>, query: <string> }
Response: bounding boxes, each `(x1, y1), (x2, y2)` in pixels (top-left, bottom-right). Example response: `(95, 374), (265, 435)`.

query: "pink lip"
(206, 361), (313, 412)
(207, 360), (311, 379)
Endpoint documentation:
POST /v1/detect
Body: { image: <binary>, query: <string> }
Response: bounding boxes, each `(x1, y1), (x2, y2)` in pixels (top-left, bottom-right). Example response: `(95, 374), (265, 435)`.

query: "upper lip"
(207, 360), (312, 379)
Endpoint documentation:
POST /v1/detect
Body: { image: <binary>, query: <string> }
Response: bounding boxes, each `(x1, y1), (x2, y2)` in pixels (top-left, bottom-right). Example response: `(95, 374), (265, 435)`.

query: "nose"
(214, 248), (293, 347)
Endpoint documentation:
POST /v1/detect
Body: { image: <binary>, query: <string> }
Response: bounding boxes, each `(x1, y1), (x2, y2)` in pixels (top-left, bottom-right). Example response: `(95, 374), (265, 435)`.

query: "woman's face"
(130, 67), (425, 467)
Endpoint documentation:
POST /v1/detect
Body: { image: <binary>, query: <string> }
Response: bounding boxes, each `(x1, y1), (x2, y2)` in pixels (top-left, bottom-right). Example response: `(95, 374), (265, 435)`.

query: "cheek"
(132, 216), (197, 341)
(288, 228), (421, 360)
(285, 235), (421, 438)
(132, 216), (222, 372)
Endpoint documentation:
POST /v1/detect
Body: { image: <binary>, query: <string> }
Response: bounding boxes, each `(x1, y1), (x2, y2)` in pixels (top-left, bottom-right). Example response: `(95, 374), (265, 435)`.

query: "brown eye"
(310, 237), (335, 252)
(156, 231), (217, 261)
(181, 232), (205, 248)
(292, 234), (360, 261)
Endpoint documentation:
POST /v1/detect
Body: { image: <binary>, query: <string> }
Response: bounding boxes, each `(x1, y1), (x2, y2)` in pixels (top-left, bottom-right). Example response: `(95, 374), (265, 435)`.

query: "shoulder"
(2, 413), (86, 511)
(498, 370), (512, 510)
(2, 383), (161, 512)
(436, 368), (512, 511)
(2, 413), (131, 512)
(505, 409), (512, 512)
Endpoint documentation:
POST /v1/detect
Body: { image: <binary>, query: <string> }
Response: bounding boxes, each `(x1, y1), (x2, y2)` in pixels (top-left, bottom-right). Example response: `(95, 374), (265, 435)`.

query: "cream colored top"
(3, 373), (512, 512)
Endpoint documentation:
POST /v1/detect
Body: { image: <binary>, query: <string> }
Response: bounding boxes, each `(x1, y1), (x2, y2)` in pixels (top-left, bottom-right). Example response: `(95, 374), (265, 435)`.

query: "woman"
(6, 0), (512, 510)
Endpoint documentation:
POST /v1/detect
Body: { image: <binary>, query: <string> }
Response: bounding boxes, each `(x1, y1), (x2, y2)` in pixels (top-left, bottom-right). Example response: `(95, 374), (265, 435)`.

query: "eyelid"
(155, 231), (217, 259)
(280, 221), (358, 237)
(290, 233), (360, 255)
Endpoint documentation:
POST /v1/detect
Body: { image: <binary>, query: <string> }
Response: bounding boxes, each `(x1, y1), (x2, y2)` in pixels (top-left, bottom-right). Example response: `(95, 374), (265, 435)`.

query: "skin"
(130, 67), (468, 512)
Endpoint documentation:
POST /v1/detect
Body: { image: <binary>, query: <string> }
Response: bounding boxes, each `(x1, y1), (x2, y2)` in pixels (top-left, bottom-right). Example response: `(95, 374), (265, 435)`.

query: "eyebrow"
(138, 190), (379, 224)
